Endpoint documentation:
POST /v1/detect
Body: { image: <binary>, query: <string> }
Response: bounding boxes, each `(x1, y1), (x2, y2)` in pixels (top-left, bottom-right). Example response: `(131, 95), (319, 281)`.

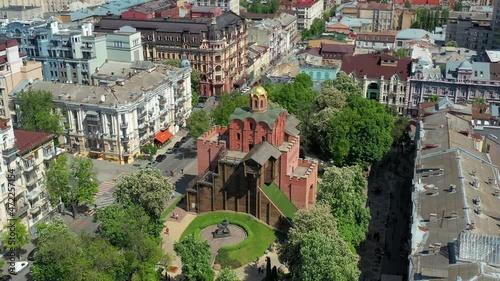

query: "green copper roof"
(229, 106), (286, 128)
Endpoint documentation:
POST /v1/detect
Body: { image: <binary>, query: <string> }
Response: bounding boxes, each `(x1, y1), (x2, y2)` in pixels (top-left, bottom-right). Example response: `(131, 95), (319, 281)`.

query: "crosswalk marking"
(95, 182), (115, 197)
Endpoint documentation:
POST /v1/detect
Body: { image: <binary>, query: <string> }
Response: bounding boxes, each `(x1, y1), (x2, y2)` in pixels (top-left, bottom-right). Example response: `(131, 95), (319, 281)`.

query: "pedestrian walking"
(181, 168), (184, 174)
(165, 227), (169, 235)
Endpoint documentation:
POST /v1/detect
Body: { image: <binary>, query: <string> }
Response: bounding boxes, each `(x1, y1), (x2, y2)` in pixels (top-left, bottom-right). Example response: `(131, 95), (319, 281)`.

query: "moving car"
(27, 248), (37, 261)
(10, 261), (29, 275)
(155, 154), (167, 162)
(166, 148), (174, 154)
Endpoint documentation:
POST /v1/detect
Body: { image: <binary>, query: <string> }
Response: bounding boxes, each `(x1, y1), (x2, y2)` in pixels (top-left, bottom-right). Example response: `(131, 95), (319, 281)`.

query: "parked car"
(0, 275), (12, 281)
(146, 161), (157, 168)
(180, 137), (187, 143)
(166, 148), (174, 154)
(155, 154), (167, 162)
(27, 248), (37, 261)
(173, 142), (181, 148)
(10, 261), (29, 275)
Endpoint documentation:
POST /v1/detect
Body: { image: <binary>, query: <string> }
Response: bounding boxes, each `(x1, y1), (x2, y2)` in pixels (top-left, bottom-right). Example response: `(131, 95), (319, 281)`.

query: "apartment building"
(358, 2), (393, 32)
(409, 60), (500, 113)
(248, 19), (286, 63)
(446, 11), (493, 50)
(392, 8), (417, 30)
(194, 0), (240, 15)
(11, 63), (192, 164)
(0, 0), (107, 13)
(95, 12), (248, 96)
(0, 38), (43, 119)
(275, 12), (301, 48)
(341, 53), (412, 114)
(355, 30), (397, 52)
(1, 19), (144, 85)
(0, 117), (58, 236)
(293, 0), (324, 30)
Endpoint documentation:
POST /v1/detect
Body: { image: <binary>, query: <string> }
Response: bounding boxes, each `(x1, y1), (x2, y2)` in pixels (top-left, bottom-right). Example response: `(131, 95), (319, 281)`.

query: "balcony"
(120, 122), (128, 129)
(15, 204), (29, 217)
(7, 168), (22, 181)
(23, 163), (34, 172)
(27, 187), (42, 201)
(121, 136), (129, 143)
(43, 151), (54, 161)
(2, 145), (19, 163)
(26, 177), (38, 187)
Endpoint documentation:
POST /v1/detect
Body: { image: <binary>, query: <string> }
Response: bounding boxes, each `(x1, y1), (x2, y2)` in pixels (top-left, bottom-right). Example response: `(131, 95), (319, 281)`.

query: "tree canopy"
(329, 94), (394, 166)
(46, 154), (98, 218)
(32, 218), (129, 281)
(114, 168), (174, 221)
(17, 88), (63, 134)
(266, 73), (317, 121)
(187, 110), (212, 138)
(1, 217), (30, 260)
(301, 18), (326, 39)
(174, 235), (214, 281)
(317, 166), (370, 246)
(215, 268), (241, 281)
(211, 93), (249, 126)
(279, 205), (360, 281)
(247, 0), (279, 14)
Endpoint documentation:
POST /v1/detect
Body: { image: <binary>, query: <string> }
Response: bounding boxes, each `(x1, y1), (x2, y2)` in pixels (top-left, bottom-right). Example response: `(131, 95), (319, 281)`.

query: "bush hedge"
(180, 212), (280, 268)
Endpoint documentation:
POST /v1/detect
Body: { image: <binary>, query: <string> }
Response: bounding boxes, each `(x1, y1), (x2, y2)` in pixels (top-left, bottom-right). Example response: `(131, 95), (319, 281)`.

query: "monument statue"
(213, 218), (231, 238)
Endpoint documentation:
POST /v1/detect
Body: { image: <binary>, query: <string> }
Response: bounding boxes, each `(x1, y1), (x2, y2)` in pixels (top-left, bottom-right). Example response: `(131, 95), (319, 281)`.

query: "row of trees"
(32, 168), (175, 281)
(247, 0), (280, 14)
(411, 6), (449, 32)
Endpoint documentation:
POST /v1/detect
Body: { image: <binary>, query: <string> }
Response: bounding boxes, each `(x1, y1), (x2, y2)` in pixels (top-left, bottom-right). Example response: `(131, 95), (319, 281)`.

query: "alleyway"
(358, 144), (415, 281)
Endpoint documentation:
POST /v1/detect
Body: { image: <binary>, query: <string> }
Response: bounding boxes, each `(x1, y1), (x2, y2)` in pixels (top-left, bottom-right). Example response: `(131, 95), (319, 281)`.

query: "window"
(237, 133), (241, 140)
(1, 183), (5, 194)
(260, 100), (264, 108)
(249, 123), (254, 130)
(113, 41), (123, 48)
(35, 151), (39, 159)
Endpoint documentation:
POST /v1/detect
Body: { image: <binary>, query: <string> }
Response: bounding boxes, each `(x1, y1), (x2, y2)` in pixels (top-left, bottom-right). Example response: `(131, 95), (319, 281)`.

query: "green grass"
(180, 211), (283, 268)
(260, 183), (298, 220)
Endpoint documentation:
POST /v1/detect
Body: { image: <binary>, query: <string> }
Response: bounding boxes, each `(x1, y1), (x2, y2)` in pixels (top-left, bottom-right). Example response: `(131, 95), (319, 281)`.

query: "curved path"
(200, 225), (247, 262)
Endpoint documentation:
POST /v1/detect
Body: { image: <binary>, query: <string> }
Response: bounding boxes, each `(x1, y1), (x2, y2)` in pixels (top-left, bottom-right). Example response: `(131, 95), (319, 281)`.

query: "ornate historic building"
(187, 86), (318, 228)
(95, 12), (248, 96)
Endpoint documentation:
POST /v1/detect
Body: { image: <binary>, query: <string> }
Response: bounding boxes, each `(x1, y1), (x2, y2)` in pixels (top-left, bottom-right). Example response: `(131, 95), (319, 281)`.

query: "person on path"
(165, 227), (169, 235)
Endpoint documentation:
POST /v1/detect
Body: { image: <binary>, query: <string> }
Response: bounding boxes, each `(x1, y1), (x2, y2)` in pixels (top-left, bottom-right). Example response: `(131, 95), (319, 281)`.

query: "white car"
(10, 261), (29, 275)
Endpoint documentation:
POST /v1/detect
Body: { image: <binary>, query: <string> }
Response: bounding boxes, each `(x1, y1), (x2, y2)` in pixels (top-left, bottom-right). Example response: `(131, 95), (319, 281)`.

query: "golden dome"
(250, 86), (267, 97)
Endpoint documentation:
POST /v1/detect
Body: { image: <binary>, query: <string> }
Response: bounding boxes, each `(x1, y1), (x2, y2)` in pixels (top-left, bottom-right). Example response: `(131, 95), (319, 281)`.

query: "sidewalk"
(157, 130), (189, 155)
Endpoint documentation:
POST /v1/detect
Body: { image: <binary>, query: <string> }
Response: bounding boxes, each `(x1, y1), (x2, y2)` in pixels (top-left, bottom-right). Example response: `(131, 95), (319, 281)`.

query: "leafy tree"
(94, 204), (160, 248)
(1, 217), (30, 260)
(445, 40), (458, 47)
(317, 166), (370, 246)
(174, 235), (214, 281)
(140, 143), (157, 155)
(211, 93), (249, 125)
(46, 155), (98, 219)
(329, 94), (393, 166)
(215, 267), (241, 281)
(191, 69), (201, 106)
(187, 110), (212, 138)
(330, 71), (363, 96)
(266, 73), (317, 121)
(115, 168), (174, 221)
(17, 88), (63, 134)
(393, 49), (407, 57)
(301, 18), (326, 39)
(33, 218), (129, 281)
(392, 117), (410, 144)
(404, 0), (411, 8)
(454, 0), (462, 11)
(472, 97), (486, 105)
(249, 0), (264, 13)
(442, 9), (449, 24)
(279, 205), (360, 281)
(430, 95), (440, 102)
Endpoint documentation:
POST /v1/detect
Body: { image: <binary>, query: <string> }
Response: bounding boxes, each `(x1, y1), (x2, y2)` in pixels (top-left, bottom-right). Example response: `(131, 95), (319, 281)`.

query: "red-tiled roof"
(14, 129), (56, 155)
(0, 118), (10, 131)
(298, 47), (321, 57)
(293, 0), (319, 7)
(411, 0), (439, 5)
(0, 38), (18, 52)
(321, 43), (355, 54)
(341, 54), (412, 80)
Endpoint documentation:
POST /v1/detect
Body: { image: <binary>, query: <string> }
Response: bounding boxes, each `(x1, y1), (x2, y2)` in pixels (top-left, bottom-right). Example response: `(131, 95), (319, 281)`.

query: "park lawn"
(261, 183), (297, 220)
(180, 211), (281, 267)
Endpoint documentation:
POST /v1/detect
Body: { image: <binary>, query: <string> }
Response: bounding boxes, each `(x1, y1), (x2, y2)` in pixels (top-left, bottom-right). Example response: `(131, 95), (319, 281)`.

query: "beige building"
(392, 8), (417, 30)
(247, 45), (270, 81)
(11, 62), (192, 164)
(358, 2), (393, 32)
(0, 0), (106, 13)
(0, 38), (42, 119)
(0, 6), (43, 21)
(0, 118), (58, 236)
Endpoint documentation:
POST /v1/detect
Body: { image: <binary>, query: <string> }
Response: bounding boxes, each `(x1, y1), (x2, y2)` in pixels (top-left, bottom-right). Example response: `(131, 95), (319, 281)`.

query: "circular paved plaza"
(200, 225), (247, 254)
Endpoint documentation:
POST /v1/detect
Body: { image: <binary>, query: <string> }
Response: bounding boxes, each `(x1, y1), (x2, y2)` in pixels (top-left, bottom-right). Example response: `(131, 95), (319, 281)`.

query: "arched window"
(249, 123), (253, 130)
(309, 71), (313, 77)
(237, 133), (241, 140)
(254, 99), (258, 108)
(325, 72), (330, 79)
(317, 72), (321, 79)
(262, 136), (266, 142)
(260, 100), (264, 108)
(215, 65), (222, 72)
